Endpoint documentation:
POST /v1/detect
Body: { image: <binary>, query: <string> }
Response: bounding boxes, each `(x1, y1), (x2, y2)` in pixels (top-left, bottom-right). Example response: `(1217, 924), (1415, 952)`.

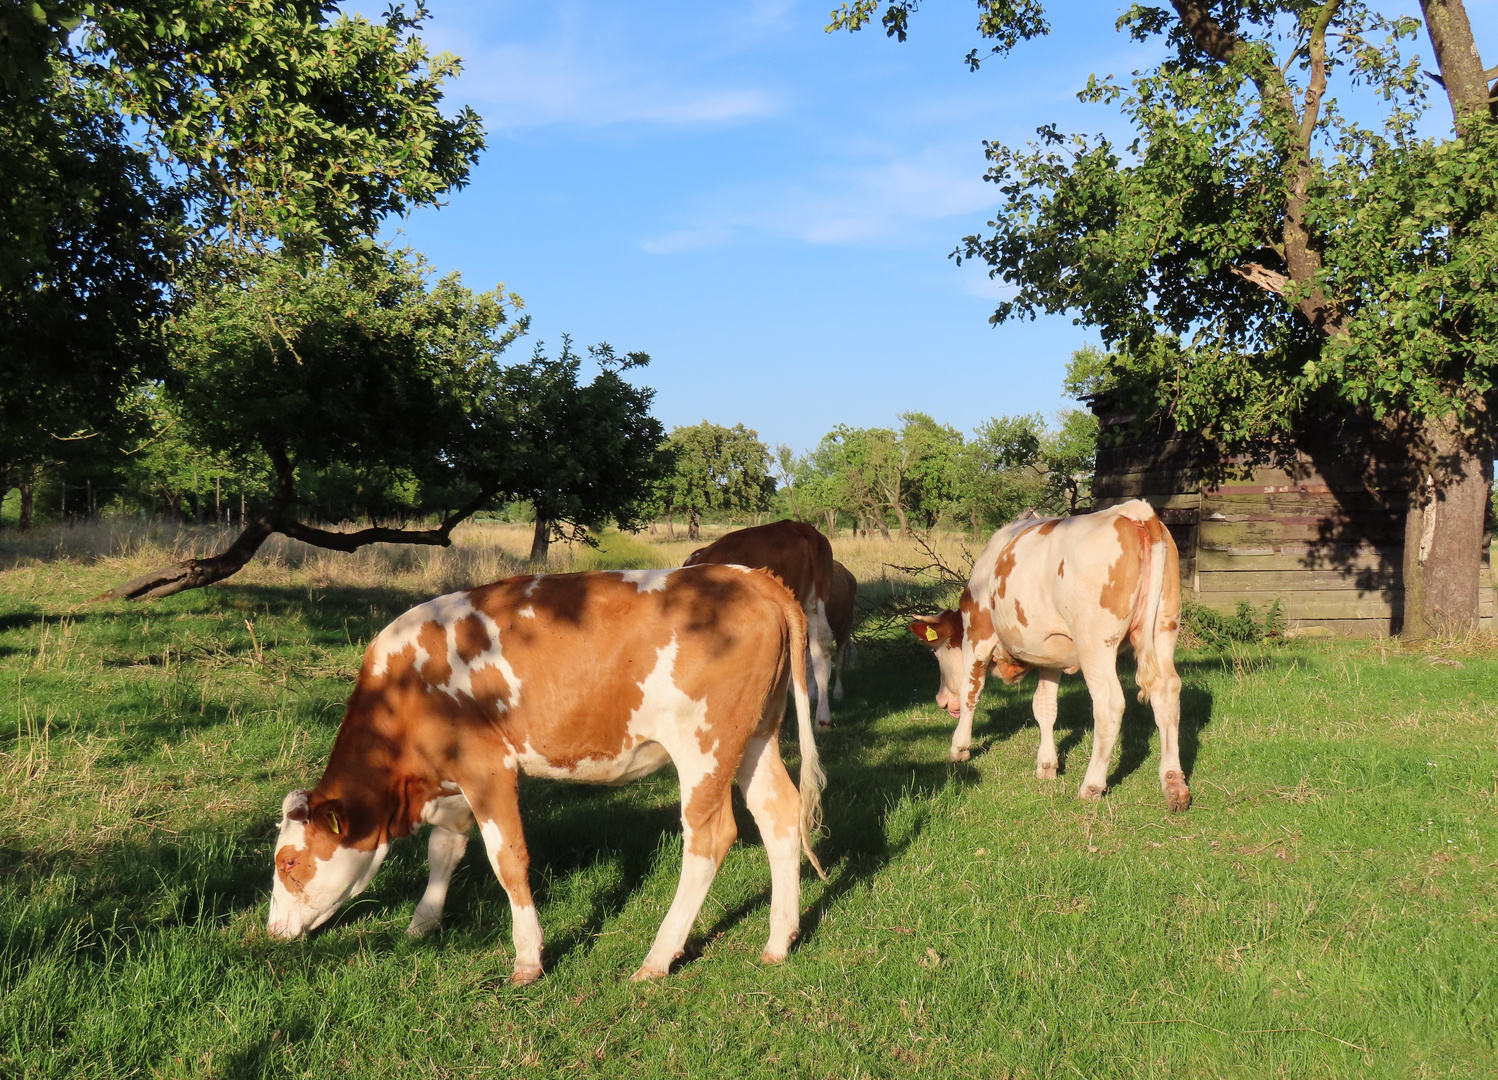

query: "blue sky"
(386, 1), (1491, 456)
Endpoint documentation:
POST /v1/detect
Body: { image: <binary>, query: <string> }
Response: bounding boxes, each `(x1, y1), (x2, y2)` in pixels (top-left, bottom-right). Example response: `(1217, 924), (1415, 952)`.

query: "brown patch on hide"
(1099, 517), (1145, 619)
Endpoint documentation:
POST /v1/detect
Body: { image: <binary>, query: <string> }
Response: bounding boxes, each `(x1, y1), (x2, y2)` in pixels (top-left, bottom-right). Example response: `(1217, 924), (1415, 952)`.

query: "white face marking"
(267, 819), (386, 939)
(617, 568), (673, 593)
(367, 591), (521, 710)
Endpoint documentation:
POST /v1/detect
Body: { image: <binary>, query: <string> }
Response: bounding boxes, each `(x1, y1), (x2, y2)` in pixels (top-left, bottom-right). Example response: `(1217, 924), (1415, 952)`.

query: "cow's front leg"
(1076, 647), (1125, 801)
(408, 824), (469, 937)
(408, 794), (474, 937)
(463, 768), (544, 984)
(633, 777), (737, 980)
(950, 654), (987, 762)
(1032, 668), (1061, 779)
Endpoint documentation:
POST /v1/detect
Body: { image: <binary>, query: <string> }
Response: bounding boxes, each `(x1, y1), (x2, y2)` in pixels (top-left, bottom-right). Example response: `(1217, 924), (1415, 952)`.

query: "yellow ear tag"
(925, 627), (939, 642)
(328, 810), (341, 835)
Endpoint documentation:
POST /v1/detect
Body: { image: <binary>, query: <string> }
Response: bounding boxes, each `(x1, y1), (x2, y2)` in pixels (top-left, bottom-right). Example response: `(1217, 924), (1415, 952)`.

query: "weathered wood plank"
(1198, 518), (1404, 546)
(1198, 569), (1400, 591)
(1194, 591), (1397, 619)
(1200, 490), (1402, 517)
(1093, 470), (1202, 498)
(1092, 493), (1201, 512)
(1196, 546), (1396, 571)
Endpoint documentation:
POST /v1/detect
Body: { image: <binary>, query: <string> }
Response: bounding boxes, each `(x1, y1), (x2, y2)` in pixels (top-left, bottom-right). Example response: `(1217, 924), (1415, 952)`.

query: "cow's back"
(338, 566), (799, 790)
(969, 502), (1175, 669)
(683, 520), (833, 610)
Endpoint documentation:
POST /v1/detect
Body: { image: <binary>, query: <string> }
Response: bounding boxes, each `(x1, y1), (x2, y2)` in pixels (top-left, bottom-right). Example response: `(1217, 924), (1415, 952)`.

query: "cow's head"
(267, 789), (388, 939)
(909, 611), (965, 718)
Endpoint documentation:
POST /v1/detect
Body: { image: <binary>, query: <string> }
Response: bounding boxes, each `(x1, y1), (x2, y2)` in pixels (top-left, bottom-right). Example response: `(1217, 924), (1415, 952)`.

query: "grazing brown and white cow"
(909, 500), (1189, 812)
(827, 560), (858, 702)
(684, 520), (838, 727)
(268, 565), (827, 983)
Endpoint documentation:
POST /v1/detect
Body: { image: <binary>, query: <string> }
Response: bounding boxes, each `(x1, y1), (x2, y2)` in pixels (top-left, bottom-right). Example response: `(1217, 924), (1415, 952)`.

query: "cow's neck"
(314, 720), (441, 849)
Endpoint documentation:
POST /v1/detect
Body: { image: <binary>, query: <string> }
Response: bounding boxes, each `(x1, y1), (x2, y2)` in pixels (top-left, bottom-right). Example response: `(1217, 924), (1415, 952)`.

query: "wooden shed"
(1088, 409), (1495, 636)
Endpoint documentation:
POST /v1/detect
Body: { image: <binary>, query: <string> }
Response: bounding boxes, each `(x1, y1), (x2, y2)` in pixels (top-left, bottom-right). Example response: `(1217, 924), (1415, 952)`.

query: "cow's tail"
(782, 585), (828, 882)
(1120, 501), (1169, 706)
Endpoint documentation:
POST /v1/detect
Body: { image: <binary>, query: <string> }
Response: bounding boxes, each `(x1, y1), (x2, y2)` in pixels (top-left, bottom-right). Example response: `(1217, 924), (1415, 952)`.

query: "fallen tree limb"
(97, 491), (493, 601)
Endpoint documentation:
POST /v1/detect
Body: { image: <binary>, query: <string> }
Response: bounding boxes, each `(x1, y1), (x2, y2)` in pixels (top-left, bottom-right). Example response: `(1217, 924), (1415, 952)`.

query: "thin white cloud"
(641, 144), (997, 253)
(430, 34), (779, 130)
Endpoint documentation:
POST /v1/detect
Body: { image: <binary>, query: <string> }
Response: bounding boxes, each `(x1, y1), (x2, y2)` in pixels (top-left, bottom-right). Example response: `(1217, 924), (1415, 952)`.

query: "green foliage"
(165, 247), (524, 521)
(1182, 598), (1286, 649)
(948, 3), (1494, 444)
(1, 0), (484, 488)
(502, 337), (667, 540)
(656, 422), (776, 534)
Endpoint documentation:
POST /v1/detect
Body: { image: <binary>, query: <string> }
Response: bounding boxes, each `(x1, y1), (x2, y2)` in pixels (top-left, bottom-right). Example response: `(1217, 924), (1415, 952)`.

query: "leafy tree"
(503, 338), (667, 563)
(657, 423), (776, 540)
(3, 1), (483, 519)
(103, 248), (527, 598)
(899, 412), (967, 528)
(833, 0), (1498, 636)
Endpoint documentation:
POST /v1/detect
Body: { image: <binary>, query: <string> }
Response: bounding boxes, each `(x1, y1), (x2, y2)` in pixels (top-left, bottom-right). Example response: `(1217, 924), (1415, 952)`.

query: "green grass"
(1, 556), (1496, 1078)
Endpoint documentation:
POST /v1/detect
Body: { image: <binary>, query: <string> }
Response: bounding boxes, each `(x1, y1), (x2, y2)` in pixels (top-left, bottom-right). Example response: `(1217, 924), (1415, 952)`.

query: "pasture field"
(1, 522), (1496, 1078)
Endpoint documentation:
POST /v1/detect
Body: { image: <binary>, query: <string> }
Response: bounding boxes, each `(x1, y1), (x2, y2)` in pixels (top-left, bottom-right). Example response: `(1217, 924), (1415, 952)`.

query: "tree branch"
(96, 496), (494, 601)
(1230, 261), (1290, 295)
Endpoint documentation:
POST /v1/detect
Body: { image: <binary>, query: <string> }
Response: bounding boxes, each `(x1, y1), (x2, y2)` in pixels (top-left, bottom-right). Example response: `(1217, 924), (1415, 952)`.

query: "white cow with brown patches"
(909, 500), (1189, 812)
(268, 564), (827, 983)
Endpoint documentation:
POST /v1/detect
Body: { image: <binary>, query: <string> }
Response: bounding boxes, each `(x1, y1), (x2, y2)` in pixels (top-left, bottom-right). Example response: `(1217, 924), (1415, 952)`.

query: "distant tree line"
(642, 349), (1102, 541)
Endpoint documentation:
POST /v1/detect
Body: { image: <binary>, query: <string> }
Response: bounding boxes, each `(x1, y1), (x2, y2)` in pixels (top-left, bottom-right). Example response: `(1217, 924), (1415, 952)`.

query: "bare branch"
(1230, 261), (1290, 295)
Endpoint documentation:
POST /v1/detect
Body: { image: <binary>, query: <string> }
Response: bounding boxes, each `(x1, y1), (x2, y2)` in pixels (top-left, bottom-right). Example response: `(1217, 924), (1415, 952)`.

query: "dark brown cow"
(268, 565), (826, 983)
(685, 520), (837, 726)
(909, 500), (1189, 811)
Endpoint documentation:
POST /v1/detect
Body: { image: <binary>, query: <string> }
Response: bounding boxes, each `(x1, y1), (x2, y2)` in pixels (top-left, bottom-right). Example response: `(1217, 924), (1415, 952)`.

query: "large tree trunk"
(1401, 410), (1492, 638)
(687, 509), (701, 541)
(529, 516), (550, 565)
(664, 512), (675, 539)
(19, 472), (33, 532)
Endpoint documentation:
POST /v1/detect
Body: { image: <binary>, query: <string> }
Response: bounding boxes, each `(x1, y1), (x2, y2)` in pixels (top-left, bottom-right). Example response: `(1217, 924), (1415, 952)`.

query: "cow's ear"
(282, 789), (311, 823)
(316, 799), (348, 837)
(909, 617), (946, 646)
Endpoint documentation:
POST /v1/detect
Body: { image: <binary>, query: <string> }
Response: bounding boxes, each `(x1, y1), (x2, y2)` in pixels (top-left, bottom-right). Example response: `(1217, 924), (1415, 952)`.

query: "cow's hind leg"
(808, 600), (834, 729)
(735, 734), (803, 964)
(633, 776), (737, 981)
(1076, 645), (1125, 801)
(1032, 668), (1062, 780)
(463, 768), (545, 984)
(1141, 652), (1189, 812)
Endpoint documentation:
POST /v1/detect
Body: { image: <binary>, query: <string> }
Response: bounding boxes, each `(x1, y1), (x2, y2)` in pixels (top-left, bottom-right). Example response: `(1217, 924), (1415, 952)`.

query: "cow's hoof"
(405, 916), (440, 938)
(816, 720), (833, 731)
(1036, 762), (1058, 780)
(759, 948), (787, 965)
(1079, 784), (1105, 801)
(950, 747), (971, 763)
(629, 965), (669, 982)
(510, 965), (543, 986)
(1166, 788), (1191, 813)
